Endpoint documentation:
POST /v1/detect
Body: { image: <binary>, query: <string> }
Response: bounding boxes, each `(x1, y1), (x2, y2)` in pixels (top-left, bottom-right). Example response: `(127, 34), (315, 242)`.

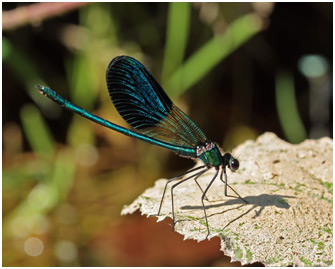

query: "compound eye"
(230, 159), (239, 171)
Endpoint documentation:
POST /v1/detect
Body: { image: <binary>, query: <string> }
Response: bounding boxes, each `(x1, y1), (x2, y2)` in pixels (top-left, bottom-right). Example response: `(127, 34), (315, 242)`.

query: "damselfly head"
(222, 152), (239, 172)
(229, 158), (239, 172)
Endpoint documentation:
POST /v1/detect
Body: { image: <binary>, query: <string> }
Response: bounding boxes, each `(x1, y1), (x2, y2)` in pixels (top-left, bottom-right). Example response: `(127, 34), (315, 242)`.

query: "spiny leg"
(220, 169), (248, 204)
(170, 168), (209, 231)
(201, 169), (219, 238)
(194, 173), (209, 201)
(157, 165), (206, 216)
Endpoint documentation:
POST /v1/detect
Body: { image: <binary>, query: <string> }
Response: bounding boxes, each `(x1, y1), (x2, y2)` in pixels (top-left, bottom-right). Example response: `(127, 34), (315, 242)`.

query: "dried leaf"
(122, 132), (333, 266)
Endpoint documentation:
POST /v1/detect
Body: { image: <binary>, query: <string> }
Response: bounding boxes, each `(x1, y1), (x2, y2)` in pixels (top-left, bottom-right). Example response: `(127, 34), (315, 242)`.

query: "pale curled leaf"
(121, 132), (333, 266)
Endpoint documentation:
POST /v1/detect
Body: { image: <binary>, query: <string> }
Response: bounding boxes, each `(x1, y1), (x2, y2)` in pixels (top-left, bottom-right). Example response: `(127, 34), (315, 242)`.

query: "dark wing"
(106, 56), (207, 149)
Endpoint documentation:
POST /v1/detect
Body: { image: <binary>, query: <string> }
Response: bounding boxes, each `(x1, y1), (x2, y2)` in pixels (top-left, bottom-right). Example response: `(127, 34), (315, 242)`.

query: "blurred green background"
(3, 2), (332, 266)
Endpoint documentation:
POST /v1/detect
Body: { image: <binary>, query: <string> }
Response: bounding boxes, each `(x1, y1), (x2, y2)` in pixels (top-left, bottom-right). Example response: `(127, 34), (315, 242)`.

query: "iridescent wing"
(106, 56), (207, 151)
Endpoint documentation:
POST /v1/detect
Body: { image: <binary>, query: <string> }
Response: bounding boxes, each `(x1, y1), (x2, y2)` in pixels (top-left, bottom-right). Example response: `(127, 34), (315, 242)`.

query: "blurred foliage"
(275, 71), (307, 143)
(2, 2), (333, 267)
(162, 2), (190, 86)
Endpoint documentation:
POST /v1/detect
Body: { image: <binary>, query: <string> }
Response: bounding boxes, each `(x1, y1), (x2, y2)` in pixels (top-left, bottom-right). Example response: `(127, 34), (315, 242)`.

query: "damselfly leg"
(157, 165), (207, 216)
(220, 169), (248, 204)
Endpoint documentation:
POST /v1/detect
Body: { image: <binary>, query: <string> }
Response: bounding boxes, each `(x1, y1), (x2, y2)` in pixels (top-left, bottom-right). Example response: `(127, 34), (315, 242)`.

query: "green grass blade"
(275, 71), (307, 143)
(162, 2), (191, 85)
(3, 149), (76, 240)
(165, 13), (262, 96)
(51, 149), (77, 201)
(20, 104), (55, 158)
